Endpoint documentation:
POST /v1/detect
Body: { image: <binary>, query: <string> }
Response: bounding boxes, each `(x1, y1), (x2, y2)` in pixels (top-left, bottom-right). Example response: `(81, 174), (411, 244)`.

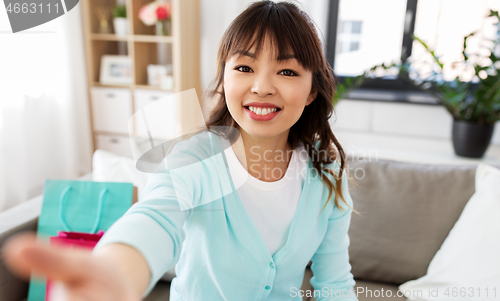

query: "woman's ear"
(306, 90), (318, 106)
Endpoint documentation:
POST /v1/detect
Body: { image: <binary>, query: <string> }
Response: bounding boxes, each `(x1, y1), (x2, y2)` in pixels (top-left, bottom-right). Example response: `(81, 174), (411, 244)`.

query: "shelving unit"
(81, 0), (200, 157)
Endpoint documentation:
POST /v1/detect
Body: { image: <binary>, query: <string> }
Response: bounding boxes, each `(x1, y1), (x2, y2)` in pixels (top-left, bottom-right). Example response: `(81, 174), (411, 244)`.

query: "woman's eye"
(279, 69), (298, 77)
(235, 66), (297, 76)
(235, 66), (252, 72)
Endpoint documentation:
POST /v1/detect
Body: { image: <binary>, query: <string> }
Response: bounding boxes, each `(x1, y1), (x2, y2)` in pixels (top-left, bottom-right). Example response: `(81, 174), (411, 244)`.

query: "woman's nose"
(250, 72), (276, 97)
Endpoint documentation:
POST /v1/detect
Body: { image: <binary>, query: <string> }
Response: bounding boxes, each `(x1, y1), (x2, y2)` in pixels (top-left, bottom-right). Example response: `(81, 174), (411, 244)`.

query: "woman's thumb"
(2, 231), (90, 283)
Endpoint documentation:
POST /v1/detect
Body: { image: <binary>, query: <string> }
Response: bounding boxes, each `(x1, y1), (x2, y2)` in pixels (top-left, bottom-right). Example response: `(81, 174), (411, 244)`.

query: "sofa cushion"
(398, 163), (500, 300)
(345, 157), (483, 285)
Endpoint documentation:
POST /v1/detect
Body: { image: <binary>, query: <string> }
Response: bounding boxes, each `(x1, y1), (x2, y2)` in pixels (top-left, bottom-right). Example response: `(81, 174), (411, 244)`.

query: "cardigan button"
(269, 262), (275, 268)
(265, 286), (271, 290)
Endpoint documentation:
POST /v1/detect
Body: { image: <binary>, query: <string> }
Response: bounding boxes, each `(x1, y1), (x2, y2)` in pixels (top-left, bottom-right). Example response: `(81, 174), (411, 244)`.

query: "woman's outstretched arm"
(3, 134), (218, 300)
(2, 232), (148, 301)
(94, 242), (151, 298)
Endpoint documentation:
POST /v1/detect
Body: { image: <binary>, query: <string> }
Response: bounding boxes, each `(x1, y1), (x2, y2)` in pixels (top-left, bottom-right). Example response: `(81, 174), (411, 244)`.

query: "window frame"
(326, 0), (440, 105)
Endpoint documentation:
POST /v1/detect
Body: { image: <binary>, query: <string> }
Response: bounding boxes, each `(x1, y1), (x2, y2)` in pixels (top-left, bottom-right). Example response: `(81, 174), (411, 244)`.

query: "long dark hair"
(203, 0), (354, 214)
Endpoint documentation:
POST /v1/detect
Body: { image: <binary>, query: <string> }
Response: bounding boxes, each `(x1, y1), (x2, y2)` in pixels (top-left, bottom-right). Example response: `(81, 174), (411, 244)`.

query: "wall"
(332, 99), (500, 146)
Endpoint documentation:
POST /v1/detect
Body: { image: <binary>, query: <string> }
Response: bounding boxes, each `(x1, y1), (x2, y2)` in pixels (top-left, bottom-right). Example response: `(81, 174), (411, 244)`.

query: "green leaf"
(113, 5), (127, 18)
(462, 32), (476, 61)
(413, 35), (444, 69)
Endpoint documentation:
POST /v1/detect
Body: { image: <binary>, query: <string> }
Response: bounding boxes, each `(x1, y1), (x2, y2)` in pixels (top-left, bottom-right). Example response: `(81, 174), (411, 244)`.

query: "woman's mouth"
(244, 105), (281, 121)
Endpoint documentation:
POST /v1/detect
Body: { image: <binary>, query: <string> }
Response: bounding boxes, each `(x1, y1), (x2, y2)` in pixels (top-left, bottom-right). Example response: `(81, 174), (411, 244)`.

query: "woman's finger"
(2, 231), (91, 283)
(2, 231), (41, 279)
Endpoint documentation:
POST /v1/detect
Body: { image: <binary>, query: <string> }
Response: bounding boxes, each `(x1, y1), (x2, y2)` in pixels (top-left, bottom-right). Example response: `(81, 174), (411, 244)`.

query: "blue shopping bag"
(27, 180), (137, 301)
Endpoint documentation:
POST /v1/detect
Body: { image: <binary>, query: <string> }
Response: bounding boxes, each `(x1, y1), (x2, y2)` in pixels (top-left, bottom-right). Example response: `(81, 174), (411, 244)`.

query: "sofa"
(0, 154), (495, 301)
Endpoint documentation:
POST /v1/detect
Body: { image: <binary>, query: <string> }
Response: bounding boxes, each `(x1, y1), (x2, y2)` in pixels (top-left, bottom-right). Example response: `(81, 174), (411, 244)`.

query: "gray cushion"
(345, 157), (483, 285)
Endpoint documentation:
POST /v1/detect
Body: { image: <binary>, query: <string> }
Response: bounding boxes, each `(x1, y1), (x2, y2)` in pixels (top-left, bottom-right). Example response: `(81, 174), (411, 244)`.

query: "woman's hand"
(1, 231), (141, 301)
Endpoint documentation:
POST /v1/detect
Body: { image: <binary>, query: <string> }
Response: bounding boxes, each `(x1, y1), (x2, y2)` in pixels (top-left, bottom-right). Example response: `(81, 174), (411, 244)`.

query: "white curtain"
(0, 5), (92, 212)
(200, 0), (330, 113)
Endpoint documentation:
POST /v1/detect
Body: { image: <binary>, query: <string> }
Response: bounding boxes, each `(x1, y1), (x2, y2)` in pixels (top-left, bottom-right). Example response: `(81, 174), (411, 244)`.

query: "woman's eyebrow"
(232, 50), (296, 61)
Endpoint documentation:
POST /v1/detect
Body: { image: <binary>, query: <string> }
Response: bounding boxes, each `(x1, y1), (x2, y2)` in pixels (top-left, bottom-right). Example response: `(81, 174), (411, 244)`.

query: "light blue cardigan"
(93, 131), (358, 301)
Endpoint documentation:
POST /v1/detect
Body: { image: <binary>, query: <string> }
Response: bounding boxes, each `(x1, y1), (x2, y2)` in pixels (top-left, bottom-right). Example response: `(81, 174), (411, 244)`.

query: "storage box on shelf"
(90, 87), (133, 135)
(95, 134), (133, 158)
(81, 0), (200, 156)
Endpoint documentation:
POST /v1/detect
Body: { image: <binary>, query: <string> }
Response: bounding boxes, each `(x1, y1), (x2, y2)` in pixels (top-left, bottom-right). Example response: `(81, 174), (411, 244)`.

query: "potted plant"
(412, 10), (500, 158)
(139, 1), (172, 36)
(113, 5), (127, 36)
(335, 10), (500, 158)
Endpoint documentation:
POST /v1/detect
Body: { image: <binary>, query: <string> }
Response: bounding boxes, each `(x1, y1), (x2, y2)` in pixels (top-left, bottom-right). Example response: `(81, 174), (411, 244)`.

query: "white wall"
(332, 99), (500, 146)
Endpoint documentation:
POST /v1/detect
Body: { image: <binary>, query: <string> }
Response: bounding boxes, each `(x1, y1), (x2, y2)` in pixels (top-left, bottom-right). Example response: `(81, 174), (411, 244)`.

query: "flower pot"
(113, 17), (128, 36)
(452, 119), (495, 158)
(156, 19), (171, 36)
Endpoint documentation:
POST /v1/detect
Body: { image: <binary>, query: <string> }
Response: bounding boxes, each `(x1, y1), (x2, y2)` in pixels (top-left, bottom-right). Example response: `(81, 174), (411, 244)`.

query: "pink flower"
(139, 1), (171, 26)
(156, 6), (167, 21)
(156, 2), (171, 21)
(139, 2), (159, 26)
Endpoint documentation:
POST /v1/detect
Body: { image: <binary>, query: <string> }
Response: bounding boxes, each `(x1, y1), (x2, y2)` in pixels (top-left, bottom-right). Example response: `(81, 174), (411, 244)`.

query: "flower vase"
(155, 19), (171, 36)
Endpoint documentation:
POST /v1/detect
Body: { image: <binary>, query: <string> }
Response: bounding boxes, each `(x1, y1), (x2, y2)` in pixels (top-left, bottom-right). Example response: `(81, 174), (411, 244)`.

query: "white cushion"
(92, 149), (176, 282)
(399, 163), (500, 300)
(92, 149), (149, 196)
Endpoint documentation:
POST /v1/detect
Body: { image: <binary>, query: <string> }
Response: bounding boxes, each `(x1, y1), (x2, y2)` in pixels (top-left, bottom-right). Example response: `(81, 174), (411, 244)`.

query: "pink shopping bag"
(45, 230), (105, 301)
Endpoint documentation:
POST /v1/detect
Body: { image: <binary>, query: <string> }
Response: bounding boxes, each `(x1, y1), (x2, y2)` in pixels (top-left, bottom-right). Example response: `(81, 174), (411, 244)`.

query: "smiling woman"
(205, 0), (350, 213)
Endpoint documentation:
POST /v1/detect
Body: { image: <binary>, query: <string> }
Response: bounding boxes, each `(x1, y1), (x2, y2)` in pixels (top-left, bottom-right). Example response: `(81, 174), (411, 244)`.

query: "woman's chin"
(238, 125), (287, 140)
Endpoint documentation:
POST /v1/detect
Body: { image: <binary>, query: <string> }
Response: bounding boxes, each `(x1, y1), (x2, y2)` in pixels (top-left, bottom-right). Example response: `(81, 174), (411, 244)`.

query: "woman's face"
(223, 38), (317, 140)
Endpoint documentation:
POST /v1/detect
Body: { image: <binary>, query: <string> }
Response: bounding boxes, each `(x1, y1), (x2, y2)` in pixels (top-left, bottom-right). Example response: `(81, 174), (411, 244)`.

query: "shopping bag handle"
(59, 186), (109, 233)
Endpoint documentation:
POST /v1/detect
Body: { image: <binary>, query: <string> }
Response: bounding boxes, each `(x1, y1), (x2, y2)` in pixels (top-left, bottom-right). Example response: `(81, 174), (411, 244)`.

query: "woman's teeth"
(247, 106), (278, 116)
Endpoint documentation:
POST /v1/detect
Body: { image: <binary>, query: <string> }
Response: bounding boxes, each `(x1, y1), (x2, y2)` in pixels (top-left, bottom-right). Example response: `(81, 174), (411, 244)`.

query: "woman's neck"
(231, 126), (293, 182)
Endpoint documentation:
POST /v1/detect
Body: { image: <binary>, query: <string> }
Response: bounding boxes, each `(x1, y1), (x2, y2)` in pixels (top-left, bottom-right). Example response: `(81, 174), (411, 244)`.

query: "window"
(338, 21), (362, 53)
(412, 0), (500, 82)
(326, 0), (500, 104)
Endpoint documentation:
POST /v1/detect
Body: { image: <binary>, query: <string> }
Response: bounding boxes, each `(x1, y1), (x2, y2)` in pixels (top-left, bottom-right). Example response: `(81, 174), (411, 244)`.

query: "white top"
(224, 144), (308, 256)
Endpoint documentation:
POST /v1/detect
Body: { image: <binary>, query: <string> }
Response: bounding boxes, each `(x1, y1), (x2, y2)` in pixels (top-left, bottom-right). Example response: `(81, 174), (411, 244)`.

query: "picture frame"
(100, 55), (133, 85)
(147, 64), (168, 86)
